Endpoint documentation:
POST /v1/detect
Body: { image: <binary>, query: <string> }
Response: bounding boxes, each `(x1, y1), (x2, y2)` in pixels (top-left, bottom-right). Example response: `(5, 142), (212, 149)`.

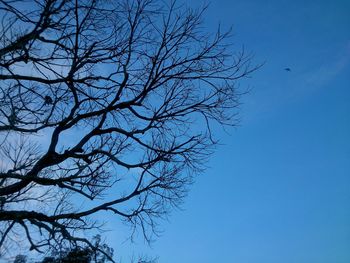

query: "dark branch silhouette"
(0, 0), (257, 259)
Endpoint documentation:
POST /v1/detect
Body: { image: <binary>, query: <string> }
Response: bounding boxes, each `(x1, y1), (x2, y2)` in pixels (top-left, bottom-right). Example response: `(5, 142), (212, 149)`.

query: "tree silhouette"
(13, 235), (113, 262)
(13, 255), (27, 263)
(0, 0), (256, 259)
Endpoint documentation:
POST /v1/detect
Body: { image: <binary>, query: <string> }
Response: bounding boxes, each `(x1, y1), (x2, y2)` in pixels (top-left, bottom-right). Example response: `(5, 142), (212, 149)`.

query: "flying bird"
(284, 68), (291, 72)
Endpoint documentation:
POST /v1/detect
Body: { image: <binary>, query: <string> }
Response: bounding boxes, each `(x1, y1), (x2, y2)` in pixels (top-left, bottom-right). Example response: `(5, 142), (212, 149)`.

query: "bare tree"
(0, 0), (256, 259)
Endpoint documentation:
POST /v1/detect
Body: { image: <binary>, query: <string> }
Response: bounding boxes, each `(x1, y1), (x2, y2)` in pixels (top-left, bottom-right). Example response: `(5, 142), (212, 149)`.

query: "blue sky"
(107, 1), (350, 262)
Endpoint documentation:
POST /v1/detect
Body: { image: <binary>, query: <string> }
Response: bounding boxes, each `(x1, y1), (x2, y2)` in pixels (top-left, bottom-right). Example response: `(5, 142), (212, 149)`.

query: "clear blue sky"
(109, 1), (350, 262)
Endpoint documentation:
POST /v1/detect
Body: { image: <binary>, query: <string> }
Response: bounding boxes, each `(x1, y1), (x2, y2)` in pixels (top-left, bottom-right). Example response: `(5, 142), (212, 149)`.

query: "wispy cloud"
(303, 41), (350, 88)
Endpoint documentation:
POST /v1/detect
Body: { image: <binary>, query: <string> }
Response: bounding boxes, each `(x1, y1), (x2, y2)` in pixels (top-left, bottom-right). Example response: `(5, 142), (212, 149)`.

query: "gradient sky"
(105, 1), (350, 262)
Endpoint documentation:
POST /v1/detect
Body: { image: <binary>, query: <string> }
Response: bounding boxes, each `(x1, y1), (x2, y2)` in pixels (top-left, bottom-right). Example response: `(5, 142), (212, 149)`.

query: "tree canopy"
(0, 0), (256, 260)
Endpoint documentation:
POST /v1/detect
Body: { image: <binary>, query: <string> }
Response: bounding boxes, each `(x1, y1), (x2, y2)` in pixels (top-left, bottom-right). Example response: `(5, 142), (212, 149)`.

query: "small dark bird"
(23, 47), (29, 64)
(8, 110), (17, 126)
(44, 95), (53, 104)
(284, 68), (291, 72)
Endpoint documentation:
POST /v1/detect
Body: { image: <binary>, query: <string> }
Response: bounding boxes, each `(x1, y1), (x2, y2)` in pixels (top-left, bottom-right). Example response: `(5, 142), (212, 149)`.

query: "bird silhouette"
(284, 68), (291, 72)
(23, 47), (29, 64)
(44, 95), (53, 104)
(8, 109), (18, 126)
